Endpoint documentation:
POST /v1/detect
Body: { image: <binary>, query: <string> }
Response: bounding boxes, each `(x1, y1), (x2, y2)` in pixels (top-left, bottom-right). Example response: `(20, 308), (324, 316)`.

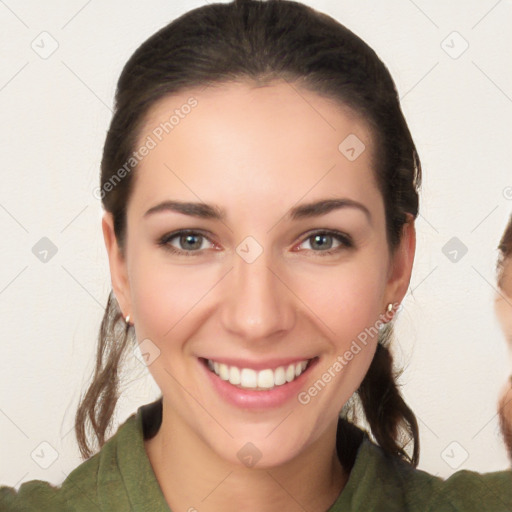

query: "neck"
(144, 400), (349, 512)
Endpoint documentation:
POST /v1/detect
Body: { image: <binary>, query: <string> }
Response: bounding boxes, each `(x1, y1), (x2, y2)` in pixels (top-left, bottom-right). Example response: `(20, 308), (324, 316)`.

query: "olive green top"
(1, 399), (511, 511)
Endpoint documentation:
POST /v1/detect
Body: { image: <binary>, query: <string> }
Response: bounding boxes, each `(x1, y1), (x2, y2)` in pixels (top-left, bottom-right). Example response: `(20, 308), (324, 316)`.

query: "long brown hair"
(75, 0), (421, 465)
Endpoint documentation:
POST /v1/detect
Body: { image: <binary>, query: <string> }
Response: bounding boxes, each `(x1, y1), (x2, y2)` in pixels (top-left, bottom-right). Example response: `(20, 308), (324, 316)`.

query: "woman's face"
(496, 258), (512, 458)
(496, 259), (512, 351)
(103, 80), (415, 467)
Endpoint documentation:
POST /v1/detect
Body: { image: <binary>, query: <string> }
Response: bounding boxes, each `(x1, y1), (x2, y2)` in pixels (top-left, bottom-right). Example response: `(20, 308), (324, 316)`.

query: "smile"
(205, 358), (313, 391)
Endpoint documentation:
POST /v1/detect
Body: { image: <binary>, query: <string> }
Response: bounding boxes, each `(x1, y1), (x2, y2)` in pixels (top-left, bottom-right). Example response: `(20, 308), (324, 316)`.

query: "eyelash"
(157, 229), (354, 257)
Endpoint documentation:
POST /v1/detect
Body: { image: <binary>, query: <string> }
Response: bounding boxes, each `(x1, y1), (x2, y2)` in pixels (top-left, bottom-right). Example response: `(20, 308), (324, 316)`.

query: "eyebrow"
(144, 198), (372, 223)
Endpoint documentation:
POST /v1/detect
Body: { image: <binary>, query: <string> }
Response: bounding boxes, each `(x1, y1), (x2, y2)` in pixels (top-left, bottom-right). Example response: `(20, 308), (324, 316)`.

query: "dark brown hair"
(75, 0), (421, 466)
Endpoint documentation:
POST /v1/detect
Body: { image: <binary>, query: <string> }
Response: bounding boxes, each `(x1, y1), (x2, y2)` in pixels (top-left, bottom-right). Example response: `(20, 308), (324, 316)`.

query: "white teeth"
(274, 366), (286, 386)
(257, 369), (274, 389)
(240, 368), (257, 388)
(219, 363), (229, 381)
(229, 366), (241, 385)
(207, 359), (311, 390)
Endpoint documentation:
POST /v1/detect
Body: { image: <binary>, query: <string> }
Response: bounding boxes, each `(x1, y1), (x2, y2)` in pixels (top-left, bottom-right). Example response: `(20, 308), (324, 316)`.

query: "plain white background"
(1, 0), (511, 488)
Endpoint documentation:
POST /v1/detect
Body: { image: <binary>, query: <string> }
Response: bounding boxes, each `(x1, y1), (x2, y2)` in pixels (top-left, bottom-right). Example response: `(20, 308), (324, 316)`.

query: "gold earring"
(386, 303), (393, 314)
(125, 315), (131, 325)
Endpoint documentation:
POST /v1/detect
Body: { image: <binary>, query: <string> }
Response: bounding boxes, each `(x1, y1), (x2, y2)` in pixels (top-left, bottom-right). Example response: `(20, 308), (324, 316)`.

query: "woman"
(1, 0), (511, 510)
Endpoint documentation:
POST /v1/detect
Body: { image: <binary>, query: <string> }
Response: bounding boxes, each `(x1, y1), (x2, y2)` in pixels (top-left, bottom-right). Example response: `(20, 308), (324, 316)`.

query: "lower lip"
(199, 358), (318, 410)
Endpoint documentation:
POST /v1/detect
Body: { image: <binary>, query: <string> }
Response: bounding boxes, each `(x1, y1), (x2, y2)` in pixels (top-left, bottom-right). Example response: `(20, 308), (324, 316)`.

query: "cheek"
(298, 252), (388, 375)
(127, 248), (219, 342)
(293, 264), (385, 425)
(292, 256), (388, 343)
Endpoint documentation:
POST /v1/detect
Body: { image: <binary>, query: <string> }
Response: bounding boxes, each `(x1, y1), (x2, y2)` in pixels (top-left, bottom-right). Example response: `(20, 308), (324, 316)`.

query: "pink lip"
(199, 356), (314, 371)
(198, 357), (319, 410)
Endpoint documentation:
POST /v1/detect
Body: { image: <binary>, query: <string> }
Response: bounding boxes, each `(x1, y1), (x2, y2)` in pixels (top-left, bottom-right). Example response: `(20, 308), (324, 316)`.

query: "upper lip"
(199, 356), (316, 371)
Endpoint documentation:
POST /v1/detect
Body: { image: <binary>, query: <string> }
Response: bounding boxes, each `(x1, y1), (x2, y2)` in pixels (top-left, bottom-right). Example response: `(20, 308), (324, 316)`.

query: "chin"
(228, 438), (306, 470)
(206, 423), (316, 470)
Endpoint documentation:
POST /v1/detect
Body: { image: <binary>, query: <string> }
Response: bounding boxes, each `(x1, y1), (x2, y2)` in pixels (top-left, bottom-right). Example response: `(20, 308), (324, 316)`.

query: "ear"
(384, 215), (416, 309)
(102, 212), (131, 319)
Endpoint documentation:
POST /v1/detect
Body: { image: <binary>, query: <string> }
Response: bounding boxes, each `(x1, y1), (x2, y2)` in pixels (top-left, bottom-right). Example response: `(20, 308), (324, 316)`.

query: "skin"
(102, 80), (415, 512)
(495, 259), (512, 460)
(495, 259), (512, 351)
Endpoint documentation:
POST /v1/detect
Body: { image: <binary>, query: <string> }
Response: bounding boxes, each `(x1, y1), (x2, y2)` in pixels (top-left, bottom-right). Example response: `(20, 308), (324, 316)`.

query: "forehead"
(139, 79), (375, 156)
(131, 80), (381, 216)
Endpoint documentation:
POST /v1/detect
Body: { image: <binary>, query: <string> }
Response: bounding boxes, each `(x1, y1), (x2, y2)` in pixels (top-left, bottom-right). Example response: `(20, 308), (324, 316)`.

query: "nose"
(220, 245), (296, 342)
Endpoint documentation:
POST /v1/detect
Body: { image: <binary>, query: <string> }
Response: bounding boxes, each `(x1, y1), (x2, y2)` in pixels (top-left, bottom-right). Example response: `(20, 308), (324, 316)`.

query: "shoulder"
(425, 466), (512, 511)
(0, 412), (139, 512)
(0, 453), (102, 512)
(345, 436), (512, 511)
(0, 478), (70, 512)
